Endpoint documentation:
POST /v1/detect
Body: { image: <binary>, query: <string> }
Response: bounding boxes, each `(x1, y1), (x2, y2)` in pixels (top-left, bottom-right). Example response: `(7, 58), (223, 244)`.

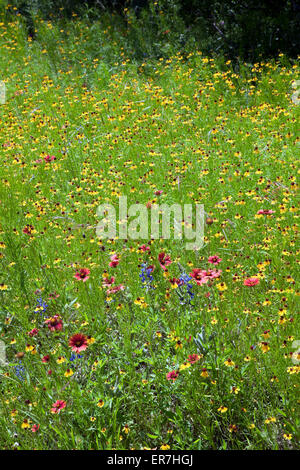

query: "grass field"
(0, 8), (299, 450)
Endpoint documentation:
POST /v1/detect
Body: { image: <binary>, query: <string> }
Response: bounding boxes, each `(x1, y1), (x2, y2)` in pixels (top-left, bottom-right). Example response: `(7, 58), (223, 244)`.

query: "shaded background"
(3, 1), (300, 62)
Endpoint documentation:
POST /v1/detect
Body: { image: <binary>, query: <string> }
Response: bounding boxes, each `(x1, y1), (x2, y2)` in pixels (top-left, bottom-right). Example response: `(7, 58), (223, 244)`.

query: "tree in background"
(3, 0), (300, 61)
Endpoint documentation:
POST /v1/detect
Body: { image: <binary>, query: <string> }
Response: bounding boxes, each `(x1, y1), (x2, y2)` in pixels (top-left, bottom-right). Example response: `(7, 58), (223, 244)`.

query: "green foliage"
(2, 0), (299, 61)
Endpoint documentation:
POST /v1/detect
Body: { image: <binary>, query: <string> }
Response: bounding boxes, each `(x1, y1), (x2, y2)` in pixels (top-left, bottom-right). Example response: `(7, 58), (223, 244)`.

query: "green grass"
(0, 7), (299, 450)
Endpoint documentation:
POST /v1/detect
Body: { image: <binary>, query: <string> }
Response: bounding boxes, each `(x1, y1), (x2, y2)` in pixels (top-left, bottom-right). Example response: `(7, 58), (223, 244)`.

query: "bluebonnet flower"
(70, 353), (84, 362)
(34, 297), (48, 317)
(179, 273), (194, 300)
(139, 263), (155, 291)
(14, 361), (25, 381)
(174, 269), (194, 305)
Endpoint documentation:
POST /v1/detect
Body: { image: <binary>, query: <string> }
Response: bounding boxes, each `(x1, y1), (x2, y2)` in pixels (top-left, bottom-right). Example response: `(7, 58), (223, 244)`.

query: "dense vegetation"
(4, 0), (300, 61)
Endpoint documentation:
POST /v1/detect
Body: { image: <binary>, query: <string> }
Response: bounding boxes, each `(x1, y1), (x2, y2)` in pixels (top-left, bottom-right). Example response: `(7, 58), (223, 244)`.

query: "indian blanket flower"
(28, 328), (39, 337)
(200, 269), (222, 280)
(208, 255), (222, 265)
(69, 333), (88, 353)
(138, 244), (150, 252)
(190, 268), (222, 285)
(45, 315), (63, 331)
(158, 252), (172, 270)
(109, 254), (119, 267)
(74, 268), (90, 282)
(22, 224), (35, 235)
(102, 275), (115, 288)
(244, 277), (260, 286)
(31, 424), (40, 433)
(106, 284), (125, 295)
(50, 400), (66, 414)
(188, 354), (202, 364)
(190, 268), (208, 285)
(48, 291), (60, 299)
(166, 370), (179, 381)
(44, 155), (56, 163)
(257, 209), (275, 215)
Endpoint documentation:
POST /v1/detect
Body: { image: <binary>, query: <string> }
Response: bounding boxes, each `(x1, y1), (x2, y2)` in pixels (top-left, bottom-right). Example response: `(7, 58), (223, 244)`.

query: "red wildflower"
(158, 252), (172, 270)
(188, 354), (201, 364)
(190, 268), (222, 285)
(169, 277), (183, 287)
(208, 255), (222, 265)
(23, 225), (34, 235)
(257, 209), (275, 215)
(48, 292), (60, 299)
(190, 268), (204, 284)
(154, 190), (163, 196)
(42, 355), (50, 363)
(44, 155), (56, 163)
(109, 254), (119, 268)
(28, 328), (39, 337)
(244, 277), (260, 286)
(138, 244), (150, 252)
(74, 268), (90, 282)
(106, 284), (125, 295)
(166, 370), (179, 381)
(102, 276), (115, 288)
(69, 333), (88, 353)
(45, 315), (63, 331)
(201, 269), (222, 279)
(50, 400), (66, 414)
(31, 424), (40, 433)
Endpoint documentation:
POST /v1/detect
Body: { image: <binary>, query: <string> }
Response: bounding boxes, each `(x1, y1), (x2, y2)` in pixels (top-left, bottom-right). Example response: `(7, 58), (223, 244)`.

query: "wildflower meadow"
(0, 1), (299, 451)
